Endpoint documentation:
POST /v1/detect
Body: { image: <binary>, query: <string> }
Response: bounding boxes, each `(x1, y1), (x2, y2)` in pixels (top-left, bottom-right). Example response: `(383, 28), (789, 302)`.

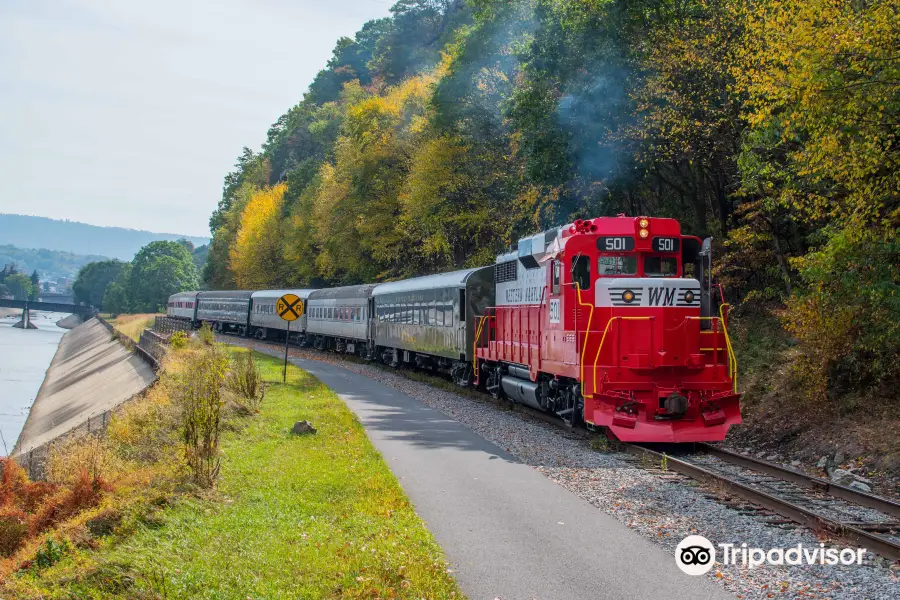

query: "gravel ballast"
(231, 338), (900, 599)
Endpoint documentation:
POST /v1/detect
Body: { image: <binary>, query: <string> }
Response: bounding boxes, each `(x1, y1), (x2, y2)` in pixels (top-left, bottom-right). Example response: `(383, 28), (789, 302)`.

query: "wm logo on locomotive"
(648, 287), (676, 306)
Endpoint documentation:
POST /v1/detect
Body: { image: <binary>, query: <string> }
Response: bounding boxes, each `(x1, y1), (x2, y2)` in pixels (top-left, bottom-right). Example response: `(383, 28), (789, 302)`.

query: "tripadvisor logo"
(676, 535), (716, 575)
(675, 535), (869, 575)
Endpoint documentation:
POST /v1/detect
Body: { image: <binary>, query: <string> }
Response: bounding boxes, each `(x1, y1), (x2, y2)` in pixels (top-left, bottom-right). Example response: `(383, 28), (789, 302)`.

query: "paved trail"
(262, 348), (732, 600)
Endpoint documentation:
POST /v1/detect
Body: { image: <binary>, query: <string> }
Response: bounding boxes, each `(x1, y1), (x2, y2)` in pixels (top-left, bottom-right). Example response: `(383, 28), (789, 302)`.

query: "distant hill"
(0, 244), (111, 283)
(0, 214), (210, 261)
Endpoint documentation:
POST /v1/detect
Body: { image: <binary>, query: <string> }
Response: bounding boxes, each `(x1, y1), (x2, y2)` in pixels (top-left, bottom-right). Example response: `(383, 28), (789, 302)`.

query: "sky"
(0, 0), (394, 237)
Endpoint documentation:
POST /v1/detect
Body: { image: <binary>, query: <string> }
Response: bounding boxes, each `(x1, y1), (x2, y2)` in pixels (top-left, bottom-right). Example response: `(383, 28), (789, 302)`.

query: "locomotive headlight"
(685, 291), (695, 304)
(622, 290), (635, 304)
(639, 228), (649, 239)
(639, 218), (649, 228)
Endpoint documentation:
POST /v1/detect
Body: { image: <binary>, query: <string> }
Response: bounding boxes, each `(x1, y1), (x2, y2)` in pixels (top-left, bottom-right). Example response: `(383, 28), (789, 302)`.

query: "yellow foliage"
(230, 183), (287, 288)
(734, 0), (899, 226)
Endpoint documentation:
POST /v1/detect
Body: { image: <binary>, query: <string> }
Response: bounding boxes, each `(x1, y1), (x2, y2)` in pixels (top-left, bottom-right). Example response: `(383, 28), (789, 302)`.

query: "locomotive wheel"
(485, 365), (502, 400)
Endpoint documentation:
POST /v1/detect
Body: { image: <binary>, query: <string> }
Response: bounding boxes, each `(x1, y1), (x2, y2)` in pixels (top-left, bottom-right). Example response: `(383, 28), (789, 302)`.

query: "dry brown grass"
(107, 313), (160, 342)
(0, 343), (191, 579)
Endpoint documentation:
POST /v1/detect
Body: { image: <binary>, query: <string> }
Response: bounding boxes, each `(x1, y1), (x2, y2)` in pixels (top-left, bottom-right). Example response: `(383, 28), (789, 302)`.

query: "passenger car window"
(644, 256), (679, 277)
(598, 256), (638, 276)
(572, 255), (591, 290)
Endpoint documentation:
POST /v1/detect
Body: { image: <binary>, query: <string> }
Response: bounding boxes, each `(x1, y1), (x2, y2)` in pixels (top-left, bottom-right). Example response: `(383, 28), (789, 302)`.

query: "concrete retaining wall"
(12, 317), (157, 477)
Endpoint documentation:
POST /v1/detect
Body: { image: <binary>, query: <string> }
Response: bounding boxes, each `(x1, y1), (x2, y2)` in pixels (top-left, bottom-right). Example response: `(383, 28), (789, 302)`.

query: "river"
(0, 310), (67, 456)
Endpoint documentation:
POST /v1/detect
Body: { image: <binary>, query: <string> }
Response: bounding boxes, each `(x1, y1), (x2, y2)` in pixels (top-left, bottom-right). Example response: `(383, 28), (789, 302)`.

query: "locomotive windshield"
(598, 256), (638, 276)
(644, 256), (678, 277)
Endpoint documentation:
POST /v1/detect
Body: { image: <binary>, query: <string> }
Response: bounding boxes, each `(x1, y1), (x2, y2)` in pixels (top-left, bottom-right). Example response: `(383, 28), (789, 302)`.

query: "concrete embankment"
(12, 318), (157, 474)
(56, 314), (83, 329)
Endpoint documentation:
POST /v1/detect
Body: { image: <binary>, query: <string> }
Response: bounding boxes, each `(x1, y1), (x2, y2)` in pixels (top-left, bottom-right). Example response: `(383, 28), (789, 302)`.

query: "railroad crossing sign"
(276, 293), (304, 321)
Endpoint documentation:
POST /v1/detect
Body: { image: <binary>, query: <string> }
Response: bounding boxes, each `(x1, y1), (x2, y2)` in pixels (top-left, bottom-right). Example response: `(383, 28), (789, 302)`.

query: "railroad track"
(223, 333), (900, 562)
(624, 444), (900, 562)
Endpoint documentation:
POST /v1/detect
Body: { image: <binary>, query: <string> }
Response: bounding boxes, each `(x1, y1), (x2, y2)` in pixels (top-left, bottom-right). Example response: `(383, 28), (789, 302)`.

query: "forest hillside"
(0, 214), (209, 261)
(203, 1), (899, 466)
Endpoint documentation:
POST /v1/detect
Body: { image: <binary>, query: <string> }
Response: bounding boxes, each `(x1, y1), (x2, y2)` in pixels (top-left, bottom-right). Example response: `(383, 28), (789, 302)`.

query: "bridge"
(0, 298), (95, 315)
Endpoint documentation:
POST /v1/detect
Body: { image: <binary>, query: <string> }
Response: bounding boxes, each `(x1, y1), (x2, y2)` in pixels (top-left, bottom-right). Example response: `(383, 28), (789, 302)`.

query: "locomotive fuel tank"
(500, 375), (543, 410)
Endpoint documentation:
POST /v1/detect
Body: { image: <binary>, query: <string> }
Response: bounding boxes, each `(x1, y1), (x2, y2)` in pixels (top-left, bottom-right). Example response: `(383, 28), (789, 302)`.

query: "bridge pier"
(12, 306), (38, 329)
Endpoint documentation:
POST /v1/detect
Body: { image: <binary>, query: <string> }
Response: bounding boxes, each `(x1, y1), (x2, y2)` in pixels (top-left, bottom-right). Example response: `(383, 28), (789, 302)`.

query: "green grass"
(9, 351), (463, 599)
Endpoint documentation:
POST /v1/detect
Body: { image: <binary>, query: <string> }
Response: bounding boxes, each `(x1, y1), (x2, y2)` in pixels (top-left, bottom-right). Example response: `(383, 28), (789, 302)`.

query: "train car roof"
(308, 284), (378, 300)
(169, 291), (200, 299)
(250, 289), (317, 300)
(373, 267), (492, 296)
(197, 290), (254, 300)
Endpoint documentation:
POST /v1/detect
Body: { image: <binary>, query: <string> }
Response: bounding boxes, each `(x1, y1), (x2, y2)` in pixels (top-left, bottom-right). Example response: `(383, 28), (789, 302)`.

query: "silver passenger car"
(372, 267), (494, 380)
(306, 284), (378, 355)
(196, 290), (253, 334)
(249, 289), (316, 341)
(167, 291), (200, 322)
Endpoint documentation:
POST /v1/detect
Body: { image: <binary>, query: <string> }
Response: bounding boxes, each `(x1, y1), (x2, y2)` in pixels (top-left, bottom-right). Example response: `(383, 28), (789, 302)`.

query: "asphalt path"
(266, 349), (732, 600)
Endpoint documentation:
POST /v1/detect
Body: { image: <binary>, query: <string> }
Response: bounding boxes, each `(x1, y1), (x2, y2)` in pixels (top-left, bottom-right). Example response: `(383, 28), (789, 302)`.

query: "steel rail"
(696, 444), (900, 519)
(624, 444), (900, 562)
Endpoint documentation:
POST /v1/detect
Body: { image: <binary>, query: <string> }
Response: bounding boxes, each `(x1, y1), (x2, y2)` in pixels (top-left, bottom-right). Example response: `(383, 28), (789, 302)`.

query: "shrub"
(29, 469), (109, 536)
(226, 351), (265, 413)
(0, 507), (28, 557)
(0, 458), (55, 513)
(783, 224), (900, 408)
(33, 538), (68, 569)
(169, 330), (188, 350)
(197, 322), (215, 345)
(171, 345), (229, 487)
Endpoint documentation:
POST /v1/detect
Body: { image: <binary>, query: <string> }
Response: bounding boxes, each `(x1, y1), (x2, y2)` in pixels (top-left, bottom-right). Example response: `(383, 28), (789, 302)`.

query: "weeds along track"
(219, 331), (900, 563)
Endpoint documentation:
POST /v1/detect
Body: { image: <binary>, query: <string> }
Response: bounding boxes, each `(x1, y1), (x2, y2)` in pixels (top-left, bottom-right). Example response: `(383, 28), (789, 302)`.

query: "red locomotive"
(473, 215), (740, 443)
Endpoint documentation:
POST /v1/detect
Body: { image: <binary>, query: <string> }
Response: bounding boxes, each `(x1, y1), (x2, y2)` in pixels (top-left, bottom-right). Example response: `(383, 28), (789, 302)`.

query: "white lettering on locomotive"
(549, 298), (561, 323)
(604, 237), (626, 251)
(504, 286), (543, 303)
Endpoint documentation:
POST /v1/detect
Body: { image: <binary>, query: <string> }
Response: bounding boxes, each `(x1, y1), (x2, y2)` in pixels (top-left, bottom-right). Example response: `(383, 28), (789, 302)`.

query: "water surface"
(0, 310), (67, 455)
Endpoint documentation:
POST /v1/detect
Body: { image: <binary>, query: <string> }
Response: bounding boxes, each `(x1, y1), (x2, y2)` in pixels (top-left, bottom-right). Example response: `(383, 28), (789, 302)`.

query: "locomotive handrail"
(472, 313), (495, 378)
(591, 316), (653, 394)
(686, 314), (738, 394)
(573, 283), (595, 393)
(720, 303), (737, 392)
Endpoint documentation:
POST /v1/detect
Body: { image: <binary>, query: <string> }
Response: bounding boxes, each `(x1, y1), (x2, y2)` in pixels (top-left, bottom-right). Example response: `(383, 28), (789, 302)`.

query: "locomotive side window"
(572, 255), (591, 290)
(598, 256), (638, 276)
(645, 256), (678, 277)
(552, 260), (561, 294)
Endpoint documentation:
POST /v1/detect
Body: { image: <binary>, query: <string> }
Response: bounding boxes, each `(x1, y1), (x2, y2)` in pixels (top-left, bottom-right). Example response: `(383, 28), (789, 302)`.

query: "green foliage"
(4, 273), (33, 301)
(28, 270), (39, 301)
(102, 281), (130, 316)
(33, 538), (69, 570)
(783, 225), (900, 405)
(73, 260), (127, 308)
(129, 241), (200, 313)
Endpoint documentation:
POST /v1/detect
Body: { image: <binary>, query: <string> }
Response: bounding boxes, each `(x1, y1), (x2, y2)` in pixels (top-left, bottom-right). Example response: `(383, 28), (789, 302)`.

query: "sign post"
(275, 293), (304, 383)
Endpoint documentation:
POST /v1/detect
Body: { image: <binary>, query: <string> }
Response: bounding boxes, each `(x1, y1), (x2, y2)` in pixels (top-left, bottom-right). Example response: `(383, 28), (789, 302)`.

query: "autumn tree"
(230, 184), (288, 288)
